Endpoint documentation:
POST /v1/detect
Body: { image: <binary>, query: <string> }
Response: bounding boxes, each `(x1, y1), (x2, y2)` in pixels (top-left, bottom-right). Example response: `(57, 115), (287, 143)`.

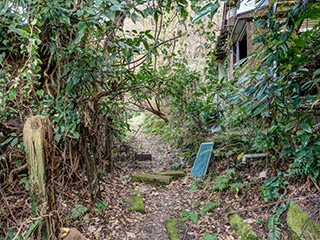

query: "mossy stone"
(287, 201), (320, 239)
(131, 173), (171, 185)
(128, 194), (145, 213)
(165, 218), (180, 240)
(156, 171), (186, 180)
(229, 214), (258, 240)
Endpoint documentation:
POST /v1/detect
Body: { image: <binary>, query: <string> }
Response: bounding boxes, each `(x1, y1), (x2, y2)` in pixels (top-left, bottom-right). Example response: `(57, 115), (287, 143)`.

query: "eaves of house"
(215, 0), (269, 62)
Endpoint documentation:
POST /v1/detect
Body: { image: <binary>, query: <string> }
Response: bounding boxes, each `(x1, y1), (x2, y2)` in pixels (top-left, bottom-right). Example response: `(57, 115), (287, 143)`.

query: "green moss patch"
(287, 201), (320, 239)
(131, 173), (171, 186)
(165, 218), (180, 240)
(128, 193), (145, 213)
(229, 214), (258, 240)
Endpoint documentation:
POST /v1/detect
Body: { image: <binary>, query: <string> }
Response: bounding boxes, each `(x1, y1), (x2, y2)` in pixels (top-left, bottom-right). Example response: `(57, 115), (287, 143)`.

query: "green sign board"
(191, 142), (214, 178)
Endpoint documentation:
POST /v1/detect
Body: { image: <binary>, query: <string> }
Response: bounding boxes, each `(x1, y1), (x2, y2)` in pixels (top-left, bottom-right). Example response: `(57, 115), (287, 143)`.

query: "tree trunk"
(23, 116), (58, 239)
(105, 117), (113, 171)
(80, 126), (101, 201)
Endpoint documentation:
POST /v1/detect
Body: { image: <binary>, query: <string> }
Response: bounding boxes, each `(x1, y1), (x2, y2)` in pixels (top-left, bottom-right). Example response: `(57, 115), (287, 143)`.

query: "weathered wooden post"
(23, 115), (57, 239)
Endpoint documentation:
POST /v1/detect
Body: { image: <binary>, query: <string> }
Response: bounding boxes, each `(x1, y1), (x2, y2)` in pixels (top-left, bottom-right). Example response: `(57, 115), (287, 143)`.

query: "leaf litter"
(1, 126), (319, 239)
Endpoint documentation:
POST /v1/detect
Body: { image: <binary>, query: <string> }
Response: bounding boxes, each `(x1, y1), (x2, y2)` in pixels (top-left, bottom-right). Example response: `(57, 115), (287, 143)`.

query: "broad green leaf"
(253, 82), (268, 99)
(252, 101), (269, 116)
(105, 10), (116, 20)
(300, 123), (312, 133)
(313, 69), (320, 78)
(131, 12), (138, 23)
(74, 22), (87, 44)
(73, 131), (80, 139)
(96, 201), (108, 212)
(10, 137), (19, 147)
(0, 137), (13, 146)
(188, 211), (198, 224)
(8, 25), (28, 36)
(192, 2), (220, 23)
(8, 88), (17, 101)
(25, 220), (41, 238)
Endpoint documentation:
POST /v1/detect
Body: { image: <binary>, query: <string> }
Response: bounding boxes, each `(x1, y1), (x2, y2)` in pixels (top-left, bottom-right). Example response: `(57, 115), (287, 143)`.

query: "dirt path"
(98, 127), (195, 239)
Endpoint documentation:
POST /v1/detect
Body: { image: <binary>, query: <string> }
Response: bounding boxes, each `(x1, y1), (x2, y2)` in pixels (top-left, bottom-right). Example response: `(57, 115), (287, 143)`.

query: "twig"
(111, 32), (187, 68)
(12, 213), (55, 240)
(0, 186), (18, 225)
(131, 125), (142, 141)
(12, 223), (24, 240)
(182, 222), (189, 240)
(227, 194), (318, 216)
(298, 216), (312, 239)
(8, 163), (28, 184)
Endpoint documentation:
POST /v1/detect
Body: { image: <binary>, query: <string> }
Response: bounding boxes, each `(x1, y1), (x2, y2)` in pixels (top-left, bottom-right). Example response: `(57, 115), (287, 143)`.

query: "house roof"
(215, 0), (269, 61)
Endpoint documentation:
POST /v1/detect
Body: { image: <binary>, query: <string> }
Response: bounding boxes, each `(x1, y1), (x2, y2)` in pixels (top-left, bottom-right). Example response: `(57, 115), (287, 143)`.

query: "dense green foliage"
(227, 0), (320, 182)
(0, 0), (319, 238)
(0, 0), (200, 194)
(0, 0), (318, 194)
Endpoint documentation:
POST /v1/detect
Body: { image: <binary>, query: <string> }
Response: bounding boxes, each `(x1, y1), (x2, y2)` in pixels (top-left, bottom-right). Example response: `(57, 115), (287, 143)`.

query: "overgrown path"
(98, 127), (195, 239)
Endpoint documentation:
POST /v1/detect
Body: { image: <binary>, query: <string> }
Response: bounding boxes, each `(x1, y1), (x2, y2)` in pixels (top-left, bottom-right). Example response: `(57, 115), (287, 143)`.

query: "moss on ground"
(229, 214), (258, 240)
(287, 201), (320, 239)
(165, 218), (180, 240)
(128, 193), (145, 213)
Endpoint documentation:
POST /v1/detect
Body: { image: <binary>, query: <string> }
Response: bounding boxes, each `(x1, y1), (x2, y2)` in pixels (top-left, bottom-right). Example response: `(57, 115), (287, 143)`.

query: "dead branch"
(129, 101), (168, 122)
(8, 163), (28, 184)
(0, 186), (18, 225)
(112, 32), (187, 69)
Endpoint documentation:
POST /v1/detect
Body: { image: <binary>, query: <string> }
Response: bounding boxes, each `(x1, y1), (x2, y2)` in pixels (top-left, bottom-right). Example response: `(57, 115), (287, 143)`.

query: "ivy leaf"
(192, 2), (220, 23)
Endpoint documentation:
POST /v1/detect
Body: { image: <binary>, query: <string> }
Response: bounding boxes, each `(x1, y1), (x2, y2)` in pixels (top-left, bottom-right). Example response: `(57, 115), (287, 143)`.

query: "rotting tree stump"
(23, 115), (57, 239)
(156, 171), (186, 180)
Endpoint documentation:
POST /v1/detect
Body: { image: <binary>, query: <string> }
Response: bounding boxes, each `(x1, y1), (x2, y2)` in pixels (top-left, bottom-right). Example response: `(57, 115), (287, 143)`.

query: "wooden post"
(23, 116), (57, 239)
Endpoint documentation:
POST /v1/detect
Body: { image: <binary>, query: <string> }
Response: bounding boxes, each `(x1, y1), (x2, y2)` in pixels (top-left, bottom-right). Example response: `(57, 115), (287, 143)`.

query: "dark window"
(239, 31), (247, 60)
(233, 44), (237, 64)
(233, 27), (248, 64)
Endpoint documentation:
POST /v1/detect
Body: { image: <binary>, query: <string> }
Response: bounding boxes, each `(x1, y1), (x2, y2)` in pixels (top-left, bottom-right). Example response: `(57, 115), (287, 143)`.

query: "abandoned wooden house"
(215, 0), (318, 79)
